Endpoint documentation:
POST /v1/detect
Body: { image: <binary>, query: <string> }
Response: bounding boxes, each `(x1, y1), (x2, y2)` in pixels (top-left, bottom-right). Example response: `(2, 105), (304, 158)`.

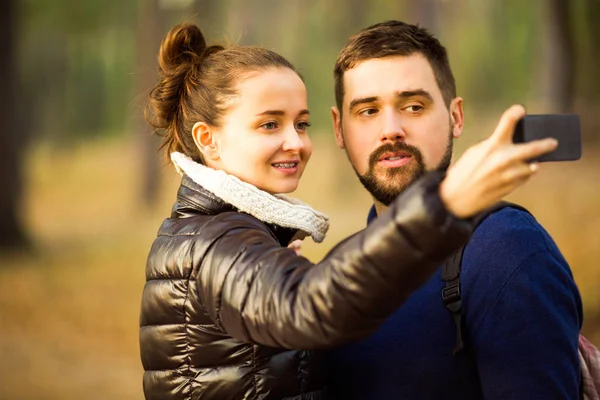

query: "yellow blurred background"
(1, 0), (599, 398)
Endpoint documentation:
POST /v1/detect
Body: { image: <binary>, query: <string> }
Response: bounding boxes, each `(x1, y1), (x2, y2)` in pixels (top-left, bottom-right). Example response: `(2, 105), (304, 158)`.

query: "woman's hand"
(440, 105), (558, 218)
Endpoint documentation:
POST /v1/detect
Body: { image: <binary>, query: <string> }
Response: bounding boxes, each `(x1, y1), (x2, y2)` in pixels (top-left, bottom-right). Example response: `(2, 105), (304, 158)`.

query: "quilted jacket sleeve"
(197, 171), (474, 349)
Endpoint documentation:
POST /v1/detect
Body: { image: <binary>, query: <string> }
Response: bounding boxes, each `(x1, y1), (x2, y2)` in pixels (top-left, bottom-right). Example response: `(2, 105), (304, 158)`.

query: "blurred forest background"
(0, 0), (599, 398)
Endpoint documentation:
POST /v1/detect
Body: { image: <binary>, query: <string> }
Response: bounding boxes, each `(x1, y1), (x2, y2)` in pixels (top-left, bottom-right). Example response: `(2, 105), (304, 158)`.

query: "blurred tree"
(575, 0), (600, 144)
(191, 0), (224, 34)
(136, 0), (164, 206)
(135, 0), (224, 206)
(334, 0), (368, 40)
(21, 0), (138, 142)
(231, 0), (265, 45)
(18, 28), (69, 145)
(277, 0), (307, 57)
(0, 0), (29, 250)
(409, 0), (440, 35)
(540, 0), (575, 113)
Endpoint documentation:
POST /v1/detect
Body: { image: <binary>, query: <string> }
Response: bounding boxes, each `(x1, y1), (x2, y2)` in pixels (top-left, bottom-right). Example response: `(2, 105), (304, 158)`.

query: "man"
(326, 20), (583, 399)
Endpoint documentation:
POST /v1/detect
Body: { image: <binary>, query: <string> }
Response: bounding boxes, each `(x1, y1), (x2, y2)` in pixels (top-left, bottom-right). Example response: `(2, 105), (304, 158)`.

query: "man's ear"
(331, 106), (345, 149)
(192, 121), (220, 161)
(449, 97), (464, 139)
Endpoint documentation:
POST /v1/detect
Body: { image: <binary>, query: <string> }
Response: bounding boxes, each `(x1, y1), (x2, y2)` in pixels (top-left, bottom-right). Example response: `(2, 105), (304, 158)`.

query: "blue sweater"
(326, 207), (583, 399)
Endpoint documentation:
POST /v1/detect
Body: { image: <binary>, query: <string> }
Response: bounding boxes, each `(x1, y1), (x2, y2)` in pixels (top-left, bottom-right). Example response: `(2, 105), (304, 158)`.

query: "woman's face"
(210, 68), (312, 194)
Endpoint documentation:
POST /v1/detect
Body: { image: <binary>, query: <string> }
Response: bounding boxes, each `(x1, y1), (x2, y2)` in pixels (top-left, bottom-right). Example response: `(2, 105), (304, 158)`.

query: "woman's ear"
(192, 122), (220, 162)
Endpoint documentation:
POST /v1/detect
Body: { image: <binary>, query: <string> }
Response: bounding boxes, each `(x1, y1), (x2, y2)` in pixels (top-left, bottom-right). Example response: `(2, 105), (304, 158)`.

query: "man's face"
(332, 54), (463, 205)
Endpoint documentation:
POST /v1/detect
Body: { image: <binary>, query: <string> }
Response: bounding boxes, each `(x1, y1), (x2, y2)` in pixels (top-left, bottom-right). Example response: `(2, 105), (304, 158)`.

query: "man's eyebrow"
(347, 90), (434, 112)
(348, 96), (379, 112)
(397, 89), (434, 102)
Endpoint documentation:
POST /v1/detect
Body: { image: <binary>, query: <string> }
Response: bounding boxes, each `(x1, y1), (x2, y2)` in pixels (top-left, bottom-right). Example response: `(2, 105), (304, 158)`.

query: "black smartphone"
(512, 114), (582, 162)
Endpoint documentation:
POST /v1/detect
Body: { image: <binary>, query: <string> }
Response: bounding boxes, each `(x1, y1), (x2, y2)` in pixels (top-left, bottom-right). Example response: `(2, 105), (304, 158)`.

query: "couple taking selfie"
(139, 19), (586, 400)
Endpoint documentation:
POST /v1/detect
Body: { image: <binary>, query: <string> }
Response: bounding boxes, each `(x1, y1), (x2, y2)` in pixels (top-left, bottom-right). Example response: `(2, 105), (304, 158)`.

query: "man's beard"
(353, 129), (453, 206)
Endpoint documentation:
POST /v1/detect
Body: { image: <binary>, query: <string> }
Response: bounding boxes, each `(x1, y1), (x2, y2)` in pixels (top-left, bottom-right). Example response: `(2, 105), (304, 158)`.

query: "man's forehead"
(342, 54), (439, 103)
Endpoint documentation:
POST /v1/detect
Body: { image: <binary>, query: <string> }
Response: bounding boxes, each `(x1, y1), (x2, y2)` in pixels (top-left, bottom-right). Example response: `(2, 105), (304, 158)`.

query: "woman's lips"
(272, 161), (300, 174)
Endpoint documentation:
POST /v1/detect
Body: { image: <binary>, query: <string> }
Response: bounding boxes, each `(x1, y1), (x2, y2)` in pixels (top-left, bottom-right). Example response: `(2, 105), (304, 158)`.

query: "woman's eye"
(261, 121), (278, 130)
(295, 121), (312, 131)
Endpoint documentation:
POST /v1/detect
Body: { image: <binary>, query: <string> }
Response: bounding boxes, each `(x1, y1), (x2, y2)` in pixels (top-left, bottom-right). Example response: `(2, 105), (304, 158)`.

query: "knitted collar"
(171, 152), (329, 243)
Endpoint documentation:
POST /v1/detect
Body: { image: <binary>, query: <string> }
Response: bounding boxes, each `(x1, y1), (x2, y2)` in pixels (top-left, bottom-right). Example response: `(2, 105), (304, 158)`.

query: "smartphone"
(512, 114), (582, 162)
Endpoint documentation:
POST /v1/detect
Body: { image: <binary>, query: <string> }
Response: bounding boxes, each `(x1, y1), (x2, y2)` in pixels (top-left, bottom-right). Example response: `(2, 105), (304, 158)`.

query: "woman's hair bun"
(158, 23), (208, 75)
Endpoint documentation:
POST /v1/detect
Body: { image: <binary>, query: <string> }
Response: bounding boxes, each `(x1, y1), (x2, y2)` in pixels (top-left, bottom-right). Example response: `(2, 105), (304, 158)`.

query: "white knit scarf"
(171, 152), (330, 243)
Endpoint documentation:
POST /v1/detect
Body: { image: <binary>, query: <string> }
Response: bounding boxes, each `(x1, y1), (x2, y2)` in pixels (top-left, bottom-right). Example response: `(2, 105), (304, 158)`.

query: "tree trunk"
(136, 0), (164, 207)
(577, 0), (600, 145)
(0, 0), (29, 250)
(540, 0), (575, 113)
(408, 0), (440, 35)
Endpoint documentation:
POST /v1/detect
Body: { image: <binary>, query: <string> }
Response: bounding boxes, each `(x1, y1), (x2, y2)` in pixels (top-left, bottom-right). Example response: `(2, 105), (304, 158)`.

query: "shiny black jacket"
(139, 172), (473, 399)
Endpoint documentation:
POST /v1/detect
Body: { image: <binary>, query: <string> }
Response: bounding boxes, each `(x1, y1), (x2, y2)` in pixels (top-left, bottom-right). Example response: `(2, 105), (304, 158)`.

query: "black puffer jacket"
(140, 172), (473, 400)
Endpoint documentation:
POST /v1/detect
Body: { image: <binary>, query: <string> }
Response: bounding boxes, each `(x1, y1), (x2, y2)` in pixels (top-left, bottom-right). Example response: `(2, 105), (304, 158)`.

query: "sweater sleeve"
(464, 211), (582, 399)
(197, 172), (474, 350)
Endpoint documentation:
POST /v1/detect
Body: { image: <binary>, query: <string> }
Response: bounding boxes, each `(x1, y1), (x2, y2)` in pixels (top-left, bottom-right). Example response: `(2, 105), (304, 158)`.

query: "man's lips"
(378, 151), (411, 161)
(377, 152), (412, 168)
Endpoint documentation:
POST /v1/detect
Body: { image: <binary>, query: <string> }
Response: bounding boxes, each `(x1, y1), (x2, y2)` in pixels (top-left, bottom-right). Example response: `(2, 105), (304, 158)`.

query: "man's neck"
(373, 200), (388, 217)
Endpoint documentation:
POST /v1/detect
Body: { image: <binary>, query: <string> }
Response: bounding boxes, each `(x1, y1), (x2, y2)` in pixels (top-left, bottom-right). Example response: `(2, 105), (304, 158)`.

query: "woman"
(140, 23), (557, 400)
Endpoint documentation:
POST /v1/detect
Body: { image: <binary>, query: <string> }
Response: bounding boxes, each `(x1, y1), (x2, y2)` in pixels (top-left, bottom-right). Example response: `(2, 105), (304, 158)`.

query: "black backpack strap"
(441, 244), (467, 355)
(442, 201), (530, 355)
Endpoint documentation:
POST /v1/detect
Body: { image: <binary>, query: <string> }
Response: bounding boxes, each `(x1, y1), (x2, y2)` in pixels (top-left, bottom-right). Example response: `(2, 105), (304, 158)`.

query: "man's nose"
(380, 111), (406, 142)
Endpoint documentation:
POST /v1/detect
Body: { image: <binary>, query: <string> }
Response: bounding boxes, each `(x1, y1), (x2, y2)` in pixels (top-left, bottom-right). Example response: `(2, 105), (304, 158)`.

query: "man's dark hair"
(334, 20), (456, 113)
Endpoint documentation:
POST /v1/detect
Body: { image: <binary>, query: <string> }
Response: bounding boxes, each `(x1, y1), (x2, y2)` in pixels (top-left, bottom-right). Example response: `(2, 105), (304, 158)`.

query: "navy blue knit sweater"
(327, 207), (583, 399)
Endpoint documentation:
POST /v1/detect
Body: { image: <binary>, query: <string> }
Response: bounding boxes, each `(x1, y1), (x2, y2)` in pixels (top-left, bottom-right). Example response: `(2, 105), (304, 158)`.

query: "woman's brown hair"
(146, 23), (300, 163)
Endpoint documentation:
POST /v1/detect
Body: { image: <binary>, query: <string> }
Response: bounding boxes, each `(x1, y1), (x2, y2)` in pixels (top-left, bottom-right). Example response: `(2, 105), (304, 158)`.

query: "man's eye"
(359, 108), (378, 116)
(261, 122), (278, 130)
(406, 105), (424, 112)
